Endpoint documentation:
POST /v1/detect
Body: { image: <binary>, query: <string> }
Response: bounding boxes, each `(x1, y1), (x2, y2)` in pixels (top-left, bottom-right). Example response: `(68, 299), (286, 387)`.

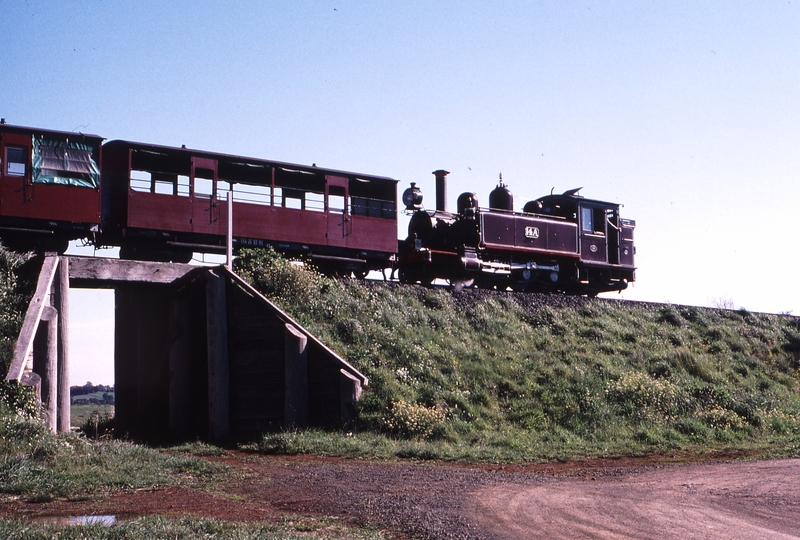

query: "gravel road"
(2, 454), (799, 539)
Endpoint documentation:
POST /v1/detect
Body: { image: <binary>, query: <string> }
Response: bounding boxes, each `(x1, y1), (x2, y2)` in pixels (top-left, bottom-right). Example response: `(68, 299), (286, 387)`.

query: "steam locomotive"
(0, 121), (635, 294)
(398, 170), (636, 295)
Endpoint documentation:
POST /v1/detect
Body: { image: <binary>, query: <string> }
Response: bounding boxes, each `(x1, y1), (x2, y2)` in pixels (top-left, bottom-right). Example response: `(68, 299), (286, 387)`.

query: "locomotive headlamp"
(403, 182), (423, 210)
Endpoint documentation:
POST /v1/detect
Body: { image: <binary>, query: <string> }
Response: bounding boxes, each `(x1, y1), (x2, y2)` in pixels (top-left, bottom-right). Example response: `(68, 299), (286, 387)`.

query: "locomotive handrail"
(476, 206), (569, 221)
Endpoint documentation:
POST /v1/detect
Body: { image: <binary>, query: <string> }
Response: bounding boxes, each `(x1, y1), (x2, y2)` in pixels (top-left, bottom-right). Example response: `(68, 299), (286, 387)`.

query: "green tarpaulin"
(32, 136), (100, 189)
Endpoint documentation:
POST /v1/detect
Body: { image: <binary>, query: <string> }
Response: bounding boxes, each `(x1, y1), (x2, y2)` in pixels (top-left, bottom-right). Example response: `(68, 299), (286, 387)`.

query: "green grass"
(0, 515), (388, 539)
(0, 400), (226, 502)
(235, 248), (800, 462)
(71, 404), (115, 429)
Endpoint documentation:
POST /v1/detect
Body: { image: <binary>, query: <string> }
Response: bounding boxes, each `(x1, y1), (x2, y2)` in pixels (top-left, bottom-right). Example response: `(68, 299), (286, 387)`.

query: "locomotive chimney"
(433, 169), (449, 212)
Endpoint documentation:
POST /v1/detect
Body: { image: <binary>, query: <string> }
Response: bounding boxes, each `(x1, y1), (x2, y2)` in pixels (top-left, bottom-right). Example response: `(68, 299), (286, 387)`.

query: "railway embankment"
(2, 246), (800, 537)
(236, 247), (800, 463)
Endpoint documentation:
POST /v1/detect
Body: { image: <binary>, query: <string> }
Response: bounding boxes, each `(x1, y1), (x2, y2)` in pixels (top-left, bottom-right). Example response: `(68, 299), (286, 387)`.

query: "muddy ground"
(1, 453), (799, 539)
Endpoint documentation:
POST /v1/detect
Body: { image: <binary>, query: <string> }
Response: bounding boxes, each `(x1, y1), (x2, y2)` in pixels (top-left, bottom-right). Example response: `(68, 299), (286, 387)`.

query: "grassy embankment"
(0, 248), (386, 539)
(2, 245), (800, 536)
(235, 248), (800, 462)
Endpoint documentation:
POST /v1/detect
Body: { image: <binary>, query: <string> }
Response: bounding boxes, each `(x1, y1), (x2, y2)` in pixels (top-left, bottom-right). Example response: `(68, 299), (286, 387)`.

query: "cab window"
(581, 207), (594, 232)
(581, 206), (607, 234)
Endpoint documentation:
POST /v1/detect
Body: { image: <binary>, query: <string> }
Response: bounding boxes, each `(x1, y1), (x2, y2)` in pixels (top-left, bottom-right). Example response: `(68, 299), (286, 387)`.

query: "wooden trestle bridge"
(4, 254), (367, 444)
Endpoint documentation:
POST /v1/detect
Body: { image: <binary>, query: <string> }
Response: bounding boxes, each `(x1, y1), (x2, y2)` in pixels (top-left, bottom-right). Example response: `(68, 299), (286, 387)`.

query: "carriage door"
(0, 131), (32, 216)
(326, 175), (350, 247)
(191, 156), (220, 235)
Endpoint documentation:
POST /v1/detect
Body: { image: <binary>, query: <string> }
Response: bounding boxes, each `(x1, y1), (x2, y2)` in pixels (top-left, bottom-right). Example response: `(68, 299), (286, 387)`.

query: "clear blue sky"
(2, 1), (799, 383)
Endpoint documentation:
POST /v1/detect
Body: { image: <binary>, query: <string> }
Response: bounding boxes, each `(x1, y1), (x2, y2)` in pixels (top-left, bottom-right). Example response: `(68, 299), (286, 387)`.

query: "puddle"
(32, 515), (118, 526)
(72, 515), (117, 526)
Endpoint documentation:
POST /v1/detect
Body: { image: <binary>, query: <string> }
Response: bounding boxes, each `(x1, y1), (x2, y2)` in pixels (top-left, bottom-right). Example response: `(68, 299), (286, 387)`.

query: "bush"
(78, 410), (115, 440)
(606, 371), (678, 418)
(0, 246), (34, 377)
(380, 400), (447, 439)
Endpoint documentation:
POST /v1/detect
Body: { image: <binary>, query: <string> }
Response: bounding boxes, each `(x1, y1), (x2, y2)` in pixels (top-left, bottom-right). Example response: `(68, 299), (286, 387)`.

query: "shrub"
(78, 410), (115, 440)
(606, 371), (678, 418)
(701, 405), (746, 430)
(0, 246), (33, 376)
(379, 400), (447, 439)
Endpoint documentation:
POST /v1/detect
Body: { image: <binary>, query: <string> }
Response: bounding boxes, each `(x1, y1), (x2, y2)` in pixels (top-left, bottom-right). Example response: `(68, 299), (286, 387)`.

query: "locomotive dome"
(489, 177), (513, 211)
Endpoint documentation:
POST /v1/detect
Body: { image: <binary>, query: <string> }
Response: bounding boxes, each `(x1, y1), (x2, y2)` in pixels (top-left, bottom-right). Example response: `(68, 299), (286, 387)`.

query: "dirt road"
(468, 458), (800, 539)
(2, 454), (799, 539)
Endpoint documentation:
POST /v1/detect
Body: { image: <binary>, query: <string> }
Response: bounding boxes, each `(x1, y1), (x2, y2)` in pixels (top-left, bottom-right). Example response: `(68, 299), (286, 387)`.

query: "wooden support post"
(284, 323), (308, 429)
(114, 287), (137, 439)
(206, 271), (230, 443)
(55, 258), (70, 433)
(168, 295), (191, 436)
(340, 369), (363, 430)
(226, 191), (233, 268)
(33, 306), (58, 433)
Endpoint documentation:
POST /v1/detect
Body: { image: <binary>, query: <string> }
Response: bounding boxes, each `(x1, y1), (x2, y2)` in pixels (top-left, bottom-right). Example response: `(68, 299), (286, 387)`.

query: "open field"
(70, 404), (114, 429)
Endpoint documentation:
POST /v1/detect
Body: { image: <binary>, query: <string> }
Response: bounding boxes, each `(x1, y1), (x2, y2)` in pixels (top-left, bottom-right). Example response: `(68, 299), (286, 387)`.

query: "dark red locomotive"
(398, 171), (636, 295)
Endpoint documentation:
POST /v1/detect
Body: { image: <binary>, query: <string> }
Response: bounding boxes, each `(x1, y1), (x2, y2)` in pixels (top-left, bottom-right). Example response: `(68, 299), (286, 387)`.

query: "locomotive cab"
(537, 191), (634, 257)
(535, 189), (636, 289)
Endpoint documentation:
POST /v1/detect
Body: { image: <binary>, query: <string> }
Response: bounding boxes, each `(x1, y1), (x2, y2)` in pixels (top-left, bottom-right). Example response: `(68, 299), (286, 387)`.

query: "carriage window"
(217, 180), (231, 201)
(581, 207), (607, 234)
(282, 188), (304, 209)
(194, 178), (213, 197)
(194, 167), (214, 198)
(130, 170), (152, 192)
(177, 175), (190, 196)
(154, 172), (178, 195)
(305, 191), (325, 212)
(33, 139), (100, 188)
(231, 182), (271, 205)
(328, 185), (346, 212)
(6, 146), (26, 176)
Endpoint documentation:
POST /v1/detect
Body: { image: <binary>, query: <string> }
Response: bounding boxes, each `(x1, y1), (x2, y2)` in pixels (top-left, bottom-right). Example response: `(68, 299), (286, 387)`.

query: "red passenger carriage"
(100, 140), (398, 272)
(0, 122), (102, 251)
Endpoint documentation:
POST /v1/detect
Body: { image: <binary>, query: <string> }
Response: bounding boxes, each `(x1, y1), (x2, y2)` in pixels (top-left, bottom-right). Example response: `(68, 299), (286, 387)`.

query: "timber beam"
(68, 256), (197, 287)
